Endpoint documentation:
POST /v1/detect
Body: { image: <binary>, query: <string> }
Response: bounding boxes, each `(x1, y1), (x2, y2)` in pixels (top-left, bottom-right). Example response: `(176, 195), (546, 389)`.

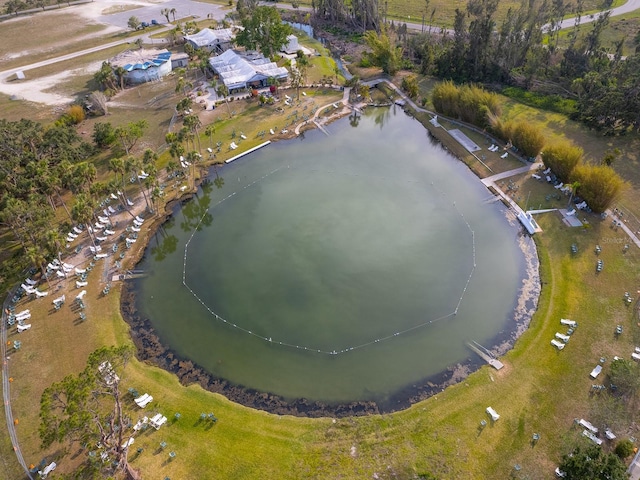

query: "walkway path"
(1, 288), (34, 480)
(293, 86), (350, 136)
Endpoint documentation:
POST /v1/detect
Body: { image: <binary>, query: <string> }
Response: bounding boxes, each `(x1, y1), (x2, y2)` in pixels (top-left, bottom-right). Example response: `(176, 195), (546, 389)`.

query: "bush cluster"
(431, 81), (501, 128)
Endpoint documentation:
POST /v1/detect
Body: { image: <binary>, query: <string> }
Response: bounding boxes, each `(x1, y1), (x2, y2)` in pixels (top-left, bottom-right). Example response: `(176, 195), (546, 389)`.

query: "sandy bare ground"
(0, 0), (158, 105)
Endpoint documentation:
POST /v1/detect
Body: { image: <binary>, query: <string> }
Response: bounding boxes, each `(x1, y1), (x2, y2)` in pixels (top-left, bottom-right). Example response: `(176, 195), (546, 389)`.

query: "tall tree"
(40, 346), (135, 477)
(235, 6), (293, 58)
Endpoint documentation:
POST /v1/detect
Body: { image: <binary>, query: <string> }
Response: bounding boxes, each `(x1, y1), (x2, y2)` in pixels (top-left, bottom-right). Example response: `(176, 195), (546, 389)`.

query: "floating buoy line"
(182, 165), (477, 356)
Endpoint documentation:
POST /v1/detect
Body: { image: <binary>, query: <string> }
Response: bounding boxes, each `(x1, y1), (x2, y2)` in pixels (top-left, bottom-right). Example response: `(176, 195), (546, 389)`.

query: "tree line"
(357, 0), (640, 135)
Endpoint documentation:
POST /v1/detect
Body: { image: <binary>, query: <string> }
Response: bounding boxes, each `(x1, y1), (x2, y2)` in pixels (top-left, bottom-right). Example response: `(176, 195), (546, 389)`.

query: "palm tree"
(129, 156), (152, 212)
(170, 7), (177, 21)
(216, 84), (231, 117)
(25, 244), (51, 289)
(204, 124), (216, 152)
(161, 7), (170, 23)
(183, 114), (202, 154)
(72, 194), (97, 247)
(186, 150), (200, 188)
(114, 66), (127, 91)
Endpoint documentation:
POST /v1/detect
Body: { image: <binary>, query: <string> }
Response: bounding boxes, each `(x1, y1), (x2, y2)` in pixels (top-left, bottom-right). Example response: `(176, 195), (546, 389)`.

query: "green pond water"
(135, 107), (527, 405)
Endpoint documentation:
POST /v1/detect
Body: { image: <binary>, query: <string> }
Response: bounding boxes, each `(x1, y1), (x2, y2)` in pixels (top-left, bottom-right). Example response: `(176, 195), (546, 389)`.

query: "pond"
(134, 106), (531, 407)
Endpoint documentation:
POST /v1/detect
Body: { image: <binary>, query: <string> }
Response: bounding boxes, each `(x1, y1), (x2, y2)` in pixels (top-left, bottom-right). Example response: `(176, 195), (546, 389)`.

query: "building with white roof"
(184, 28), (235, 53)
(209, 49), (289, 92)
(282, 34), (300, 54)
(110, 49), (173, 84)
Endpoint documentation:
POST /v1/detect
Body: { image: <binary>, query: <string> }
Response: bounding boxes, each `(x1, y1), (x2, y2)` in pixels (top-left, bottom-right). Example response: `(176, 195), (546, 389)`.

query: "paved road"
(555, 0), (640, 30)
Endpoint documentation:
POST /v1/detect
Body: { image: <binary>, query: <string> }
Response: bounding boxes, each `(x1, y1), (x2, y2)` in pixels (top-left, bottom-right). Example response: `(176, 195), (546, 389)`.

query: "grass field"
(2, 4), (640, 479)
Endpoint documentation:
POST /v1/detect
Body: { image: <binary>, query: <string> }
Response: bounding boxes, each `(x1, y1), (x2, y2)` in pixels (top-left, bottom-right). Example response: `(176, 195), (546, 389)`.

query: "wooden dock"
(466, 341), (504, 370)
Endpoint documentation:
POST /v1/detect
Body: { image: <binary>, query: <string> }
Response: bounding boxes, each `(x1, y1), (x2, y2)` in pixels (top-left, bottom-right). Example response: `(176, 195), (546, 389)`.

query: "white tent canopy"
(185, 28), (234, 52)
(209, 50), (288, 91)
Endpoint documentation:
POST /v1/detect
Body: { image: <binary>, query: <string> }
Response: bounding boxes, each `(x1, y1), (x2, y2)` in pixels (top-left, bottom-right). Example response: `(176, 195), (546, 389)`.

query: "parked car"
(151, 19), (158, 25)
(140, 21), (149, 28)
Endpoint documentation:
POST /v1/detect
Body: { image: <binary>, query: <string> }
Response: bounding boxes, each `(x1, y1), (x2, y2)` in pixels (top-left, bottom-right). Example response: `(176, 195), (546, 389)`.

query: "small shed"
(15, 71), (25, 80)
(282, 34), (299, 54)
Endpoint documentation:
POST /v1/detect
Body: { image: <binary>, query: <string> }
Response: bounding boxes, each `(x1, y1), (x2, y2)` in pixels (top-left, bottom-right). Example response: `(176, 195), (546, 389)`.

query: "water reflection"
(180, 180), (214, 232)
(151, 218), (178, 262)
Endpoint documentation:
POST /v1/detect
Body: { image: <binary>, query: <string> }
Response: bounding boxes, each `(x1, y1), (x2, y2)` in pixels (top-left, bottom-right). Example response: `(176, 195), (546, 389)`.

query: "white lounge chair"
(230, 142), (238, 150)
(207, 147), (213, 153)
(96, 236), (107, 242)
(560, 318), (576, 327)
(543, 167), (551, 174)
(135, 216), (144, 223)
(15, 309), (29, 318)
(21, 284), (36, 294)
(111, 193), (118, 200)
(566, 209), (576, 216)
(532, 174), (541, 180)
(75, 267), (86, 274)
(76, 290), (87, 300)
(579, 418), (598, 434)
(52, 295), (65, 305)
(34, 290), (49, 298)
(133, 416), (148, 431)
(108, 206), (117, 214)
(89, 245), (102, 253)
(632, 352), (640, 361)
(76, 281), (88, 288)
(25, 278), (37, 286)
(103, 208), (111, 217)
(556, 333), (570, 343)
(56, 270), (66, 278)
(98, 215), (109, 223)
(17, 324), (31, 332)
(500, 152), (508, 159)
(551, 339), (565, 350)
(270, 129), (275, 135)
(134, 393), (153, 408)
(39, 461), (56, 479)
(122, 437), (135, 449)
(95, 253), (108, 259)
(151, 415), (167, 430)
(94, 223), (105, 231)
(104, 229), (115, 235)
(133, 219), (143, 227)
(583, 430), (602, 445)
(131, 227), (141, 233)
(605, 428), (617, 440)
(590, 365), (602, 378)
(127, 199), (135, 206)
(73, 226), (83, 234)
(486, 407), (500, 421)
(554, 182), (564, 190)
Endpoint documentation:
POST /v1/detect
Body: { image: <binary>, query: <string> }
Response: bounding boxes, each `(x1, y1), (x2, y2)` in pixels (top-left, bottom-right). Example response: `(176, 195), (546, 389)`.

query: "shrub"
(510, 122), (545, 159)
(431, 81), (501, 128)
(571, 164), (627, 213)
(67, 105), (85, 124)
(614, 439), (635, 459)
(92, 122), (116, 149)
(541, 141), (583, 183)
(401, 75), (419, 99)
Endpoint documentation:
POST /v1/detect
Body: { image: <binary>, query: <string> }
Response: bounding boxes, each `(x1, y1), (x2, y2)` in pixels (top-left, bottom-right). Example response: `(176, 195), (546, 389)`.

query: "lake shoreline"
(119, 105), (541, 417)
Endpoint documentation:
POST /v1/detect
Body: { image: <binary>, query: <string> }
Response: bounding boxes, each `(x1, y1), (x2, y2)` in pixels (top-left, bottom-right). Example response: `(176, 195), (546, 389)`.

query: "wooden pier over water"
(466, 341), (504, 370)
